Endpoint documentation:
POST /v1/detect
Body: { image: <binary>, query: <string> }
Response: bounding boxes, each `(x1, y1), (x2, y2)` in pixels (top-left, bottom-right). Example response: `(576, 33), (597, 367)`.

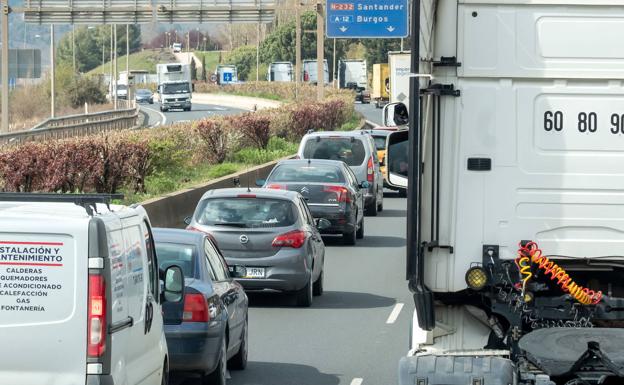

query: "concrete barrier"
(141, 156), (292, 229)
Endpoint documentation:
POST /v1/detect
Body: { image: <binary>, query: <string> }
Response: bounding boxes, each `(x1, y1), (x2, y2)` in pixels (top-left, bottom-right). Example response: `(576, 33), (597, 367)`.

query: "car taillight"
(266, 183), (288, 190)
(367, 156), (374, 183)
(183, 293), (209, 322)
(323, 185), (351, 203)
(304, 71), (309, 81)
(87, 274), (106, 358)
(272, 230), (307, 248)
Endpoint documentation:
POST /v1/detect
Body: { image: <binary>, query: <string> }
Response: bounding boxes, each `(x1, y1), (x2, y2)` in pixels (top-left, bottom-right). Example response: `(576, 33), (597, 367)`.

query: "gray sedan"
(185, 188), (328, 307)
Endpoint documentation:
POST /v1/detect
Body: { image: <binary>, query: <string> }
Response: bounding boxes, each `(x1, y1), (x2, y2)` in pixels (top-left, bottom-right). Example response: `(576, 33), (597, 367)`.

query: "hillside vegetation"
(88, 49), (176, 75)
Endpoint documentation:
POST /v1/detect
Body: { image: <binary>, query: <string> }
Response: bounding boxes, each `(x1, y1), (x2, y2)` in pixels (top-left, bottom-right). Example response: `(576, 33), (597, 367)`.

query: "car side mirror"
(383, 102), (409, 127)
(228, 265), (247, 278)
(314, 218), (331, 230)
(359, 181), (370, 189)
(255, 179), (266, 187)
(184, 216), (192, 225)
(163, 265), (184, 303)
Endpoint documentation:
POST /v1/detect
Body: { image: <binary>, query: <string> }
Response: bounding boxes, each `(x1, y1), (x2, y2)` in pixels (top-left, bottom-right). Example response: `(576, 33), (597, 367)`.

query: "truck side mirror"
(386, 130), (409, 189)
(383, 102), (409, 127)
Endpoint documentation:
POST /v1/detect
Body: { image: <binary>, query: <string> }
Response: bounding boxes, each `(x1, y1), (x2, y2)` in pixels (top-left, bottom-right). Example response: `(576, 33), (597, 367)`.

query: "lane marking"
(141, 105), (167, 126)
(386, 303), (404, 324)
(350, 378), (363, 385)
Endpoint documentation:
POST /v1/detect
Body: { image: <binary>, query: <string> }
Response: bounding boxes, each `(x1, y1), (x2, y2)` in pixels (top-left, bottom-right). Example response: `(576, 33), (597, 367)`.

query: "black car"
(135, 88), (154, 104)
(261, 159), (367, 245)
(154, 228), (249, 385)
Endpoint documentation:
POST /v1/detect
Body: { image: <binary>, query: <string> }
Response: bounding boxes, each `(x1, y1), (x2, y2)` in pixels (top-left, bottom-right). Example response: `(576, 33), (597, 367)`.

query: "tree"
(360, 39), (403, 67)
(224, 46), (257, 81)
(190, 58), (197, 81)
(201, 55), (208, 82)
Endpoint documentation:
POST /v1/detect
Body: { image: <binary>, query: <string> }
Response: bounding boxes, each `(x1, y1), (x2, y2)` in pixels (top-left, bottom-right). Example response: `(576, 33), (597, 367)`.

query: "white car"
(0, 193), (184, 385)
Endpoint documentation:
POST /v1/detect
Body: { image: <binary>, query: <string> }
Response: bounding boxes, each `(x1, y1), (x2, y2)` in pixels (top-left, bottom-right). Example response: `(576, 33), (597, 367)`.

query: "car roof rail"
(0, 193), (124, 216)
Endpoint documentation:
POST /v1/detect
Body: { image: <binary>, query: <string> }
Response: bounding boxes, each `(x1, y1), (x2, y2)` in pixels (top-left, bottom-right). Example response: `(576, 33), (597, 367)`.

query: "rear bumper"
(165, 321), (225, 373)
(308, 205), (356, 234)
(226, 249), (310, 292)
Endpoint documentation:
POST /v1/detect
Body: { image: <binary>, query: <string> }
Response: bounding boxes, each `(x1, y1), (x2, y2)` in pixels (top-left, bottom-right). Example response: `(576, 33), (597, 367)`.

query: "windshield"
(137, 89), (152, 95)
(195, 198), (297, 228)
(373, 136), (387, 151)
(155, 242), (196, 278)
(303, 137), (366, 166)
(116, 85), (127, 91)
(269, 164), (345, 184)
(162, 83), (190, 94)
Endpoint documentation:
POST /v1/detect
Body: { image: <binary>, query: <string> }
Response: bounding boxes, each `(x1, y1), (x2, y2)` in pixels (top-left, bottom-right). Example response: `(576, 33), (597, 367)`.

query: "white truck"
(385, 1), (624, 384)
(388, 52), (411, 108)
(338, 59), (370, 103)
(302, 59), (329, 85)
(267, 62), (293, 82)
(156, 63), (192, 112)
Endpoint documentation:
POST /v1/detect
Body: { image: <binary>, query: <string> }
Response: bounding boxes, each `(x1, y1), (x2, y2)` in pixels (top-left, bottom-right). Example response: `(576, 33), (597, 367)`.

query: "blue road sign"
(223, 72), (233, 83)
(326, 0), (408, 38)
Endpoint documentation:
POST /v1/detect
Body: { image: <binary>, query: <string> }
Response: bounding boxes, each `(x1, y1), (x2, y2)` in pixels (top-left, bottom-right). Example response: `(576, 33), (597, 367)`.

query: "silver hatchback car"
(185, 188), (327, 307)
(297, 130), (384, 216)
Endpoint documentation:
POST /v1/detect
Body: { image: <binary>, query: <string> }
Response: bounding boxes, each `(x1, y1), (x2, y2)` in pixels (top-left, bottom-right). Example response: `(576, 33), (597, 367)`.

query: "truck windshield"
(162, 83), (190, 94)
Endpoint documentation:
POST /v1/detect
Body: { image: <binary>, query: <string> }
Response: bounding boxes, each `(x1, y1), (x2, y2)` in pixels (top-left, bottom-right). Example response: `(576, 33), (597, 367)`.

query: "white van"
(0, 193), (184, 385)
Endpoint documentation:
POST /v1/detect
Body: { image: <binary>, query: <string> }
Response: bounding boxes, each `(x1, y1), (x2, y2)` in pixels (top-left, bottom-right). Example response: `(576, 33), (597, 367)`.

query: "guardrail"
(0, 102), (139, 145)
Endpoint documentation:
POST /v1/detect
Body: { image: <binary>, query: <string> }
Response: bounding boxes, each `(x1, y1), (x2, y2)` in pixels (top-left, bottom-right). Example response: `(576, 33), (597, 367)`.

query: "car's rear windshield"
(372, 136), (387, 150)
(303, 137), (366, 166)
(195, 198), (297, 228)
(270, 164), (345, 184)
(156, 242), (196, 278)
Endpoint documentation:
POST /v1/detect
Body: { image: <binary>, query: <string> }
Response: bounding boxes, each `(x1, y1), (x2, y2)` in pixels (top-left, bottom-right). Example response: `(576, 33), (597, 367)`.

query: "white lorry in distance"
(267, 62), (294, 82)
(338, 59), (370, 103)
(156, 63), (192, 112)
(384, 1), (624, 385)
(388, 52), (411, 109)
(171, 42), (182, 53)
(0, 193), (185, 385)
(302, 59), (329, 85)
(216, 64), (238, 85)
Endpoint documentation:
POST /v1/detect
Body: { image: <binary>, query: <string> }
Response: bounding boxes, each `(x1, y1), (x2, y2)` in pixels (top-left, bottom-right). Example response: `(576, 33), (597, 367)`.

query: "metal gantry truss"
(20, 0), (275, 24)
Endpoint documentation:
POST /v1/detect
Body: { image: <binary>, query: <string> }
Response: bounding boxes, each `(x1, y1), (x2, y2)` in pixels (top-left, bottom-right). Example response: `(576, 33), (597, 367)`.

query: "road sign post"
(326, 0), (408, 38)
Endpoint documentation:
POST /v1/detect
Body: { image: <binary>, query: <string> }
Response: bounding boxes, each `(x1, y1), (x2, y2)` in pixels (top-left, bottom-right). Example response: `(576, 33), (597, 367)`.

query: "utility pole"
(256, 23), (260, 81)
(332, 38), (336, 88)
(1, 0), (9, 132)
(316, 1), (324, 101)
(72, 24), (76, 73)
(295, 3), (301, 99)
(50, 25), (56, 118)
(126, 25), (129, 75)
(187, 32), (190, 63)
(113, 24), (118, 110)
(109, 25), (113, 99)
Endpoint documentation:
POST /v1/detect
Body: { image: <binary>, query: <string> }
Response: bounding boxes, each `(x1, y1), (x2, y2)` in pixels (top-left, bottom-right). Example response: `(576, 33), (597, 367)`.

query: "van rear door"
(0, 222), (88, 385)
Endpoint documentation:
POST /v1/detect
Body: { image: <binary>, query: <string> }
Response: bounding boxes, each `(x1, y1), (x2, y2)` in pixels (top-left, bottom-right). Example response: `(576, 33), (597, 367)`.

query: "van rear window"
(303, 137), (366, 166)
(0, 235), (74, 326)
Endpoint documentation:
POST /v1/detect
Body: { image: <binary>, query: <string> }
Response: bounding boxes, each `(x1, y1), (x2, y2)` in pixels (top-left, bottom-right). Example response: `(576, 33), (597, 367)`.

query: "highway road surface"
(140, 102), (247, 127)
(173, 193), (411, 385)
(355, 103), (383, 126)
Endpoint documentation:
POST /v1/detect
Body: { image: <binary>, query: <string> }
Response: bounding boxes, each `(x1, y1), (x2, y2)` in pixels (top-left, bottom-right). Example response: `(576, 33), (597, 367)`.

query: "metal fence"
(0, 102), (139, 145)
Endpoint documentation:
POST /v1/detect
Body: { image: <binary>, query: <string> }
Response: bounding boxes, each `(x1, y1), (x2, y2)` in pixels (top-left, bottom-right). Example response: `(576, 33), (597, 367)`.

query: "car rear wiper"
(211, 221), (247, 227)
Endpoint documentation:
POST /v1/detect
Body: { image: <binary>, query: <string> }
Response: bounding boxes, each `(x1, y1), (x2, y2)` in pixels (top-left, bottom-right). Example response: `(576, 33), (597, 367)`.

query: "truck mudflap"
(519, 328), (624, 378)
(398, 355), (514, 385)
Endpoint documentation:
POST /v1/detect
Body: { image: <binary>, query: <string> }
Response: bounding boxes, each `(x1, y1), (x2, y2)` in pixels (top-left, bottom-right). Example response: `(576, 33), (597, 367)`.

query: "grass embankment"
(88, 49), (177, 75)
(193, 51), (223, 75)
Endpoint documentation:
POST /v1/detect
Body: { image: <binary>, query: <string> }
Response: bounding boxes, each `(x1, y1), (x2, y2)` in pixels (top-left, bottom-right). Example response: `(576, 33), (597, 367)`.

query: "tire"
(203, 337), (227, 385)
(161, 359), (169, 385)
(343, 225), (357, 246)
(295, 273), (313, 307)
(229, 317), (248, 370)
(365, 198), (378, 216)
(356, 218), (364, 239)
(377, 196), (384, 212)
(313, 270), (324, 296)
(398, 188), (407, 198)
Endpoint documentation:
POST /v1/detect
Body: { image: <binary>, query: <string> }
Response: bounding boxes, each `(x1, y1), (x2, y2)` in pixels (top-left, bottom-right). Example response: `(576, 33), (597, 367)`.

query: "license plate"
(244, 267), (265, 279)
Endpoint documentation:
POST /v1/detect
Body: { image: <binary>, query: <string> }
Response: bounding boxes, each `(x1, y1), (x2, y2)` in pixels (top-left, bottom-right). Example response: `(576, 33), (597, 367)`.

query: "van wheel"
(295, 273), (313, 307)
(228, 317), (248, 370)
(377, 198), (383, 212)
(365, 198), (378, 216)
(203, 337), (227, 385)
(356, 218), (364, 239)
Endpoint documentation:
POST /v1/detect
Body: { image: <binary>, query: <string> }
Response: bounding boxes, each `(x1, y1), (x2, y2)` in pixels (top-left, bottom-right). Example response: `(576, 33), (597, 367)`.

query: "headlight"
(465, 266), (488, 291)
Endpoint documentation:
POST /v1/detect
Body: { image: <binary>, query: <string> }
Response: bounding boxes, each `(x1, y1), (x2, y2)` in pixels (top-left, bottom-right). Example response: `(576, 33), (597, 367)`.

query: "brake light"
(304, 71), (309, 81)
(266, 183), (287, 190)
(323, 185), (351, 203)
(367, 156), (374, 183)
(272, 230), (306, 248)
(183, 293), (209, 322)
(87, 274), (106, 358)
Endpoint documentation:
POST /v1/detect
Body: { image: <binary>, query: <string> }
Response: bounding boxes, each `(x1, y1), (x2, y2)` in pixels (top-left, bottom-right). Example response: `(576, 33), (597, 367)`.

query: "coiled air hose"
(515, 241), (602, 305)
